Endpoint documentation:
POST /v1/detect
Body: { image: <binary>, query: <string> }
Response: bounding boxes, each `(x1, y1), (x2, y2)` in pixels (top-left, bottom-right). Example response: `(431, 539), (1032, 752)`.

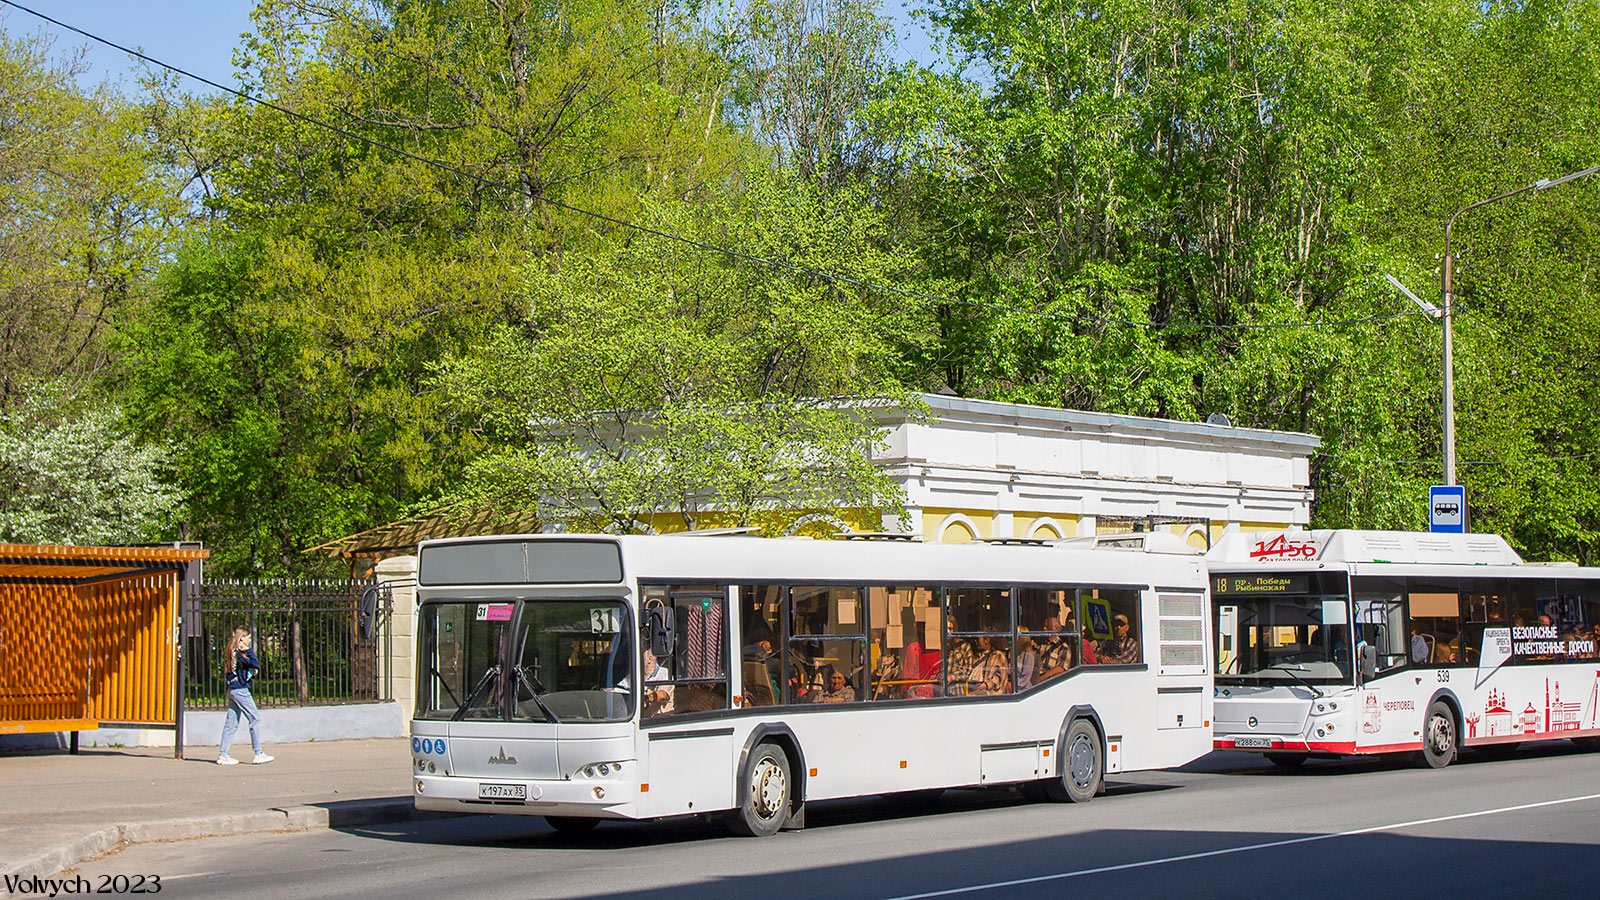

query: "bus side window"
(1017, 587), (1077, 688)
(868, 586), (941, 700)
(788, 586), (866, 704)
(739, 585), (783, 707)
(1082, 588), (1141, 665)
(1352, 577), (1408, 675)
(1579, 580), (1600, 659)
(640, 585), (731, 717)
(1460, 578), (1509, 666)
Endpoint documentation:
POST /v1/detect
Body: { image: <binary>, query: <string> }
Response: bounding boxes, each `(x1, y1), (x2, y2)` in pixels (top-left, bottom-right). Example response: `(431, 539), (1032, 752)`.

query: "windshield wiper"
(1267, 663), (1325, 698)
(429, 665), (460, 708)
(513, 665), (560, 723)
(451, 665), (501, 721)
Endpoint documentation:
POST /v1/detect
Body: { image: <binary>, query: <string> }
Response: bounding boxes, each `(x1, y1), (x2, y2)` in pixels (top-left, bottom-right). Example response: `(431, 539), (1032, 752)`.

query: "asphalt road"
(67, 744), (1600, 899)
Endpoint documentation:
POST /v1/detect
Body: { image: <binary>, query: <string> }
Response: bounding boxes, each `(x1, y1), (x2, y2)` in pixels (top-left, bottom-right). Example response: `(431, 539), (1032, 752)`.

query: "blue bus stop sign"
(1429, 485), (1467, 533)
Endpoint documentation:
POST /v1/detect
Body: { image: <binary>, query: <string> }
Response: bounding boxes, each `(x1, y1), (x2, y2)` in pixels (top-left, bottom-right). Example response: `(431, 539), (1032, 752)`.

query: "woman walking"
(217, 627), (273, 765)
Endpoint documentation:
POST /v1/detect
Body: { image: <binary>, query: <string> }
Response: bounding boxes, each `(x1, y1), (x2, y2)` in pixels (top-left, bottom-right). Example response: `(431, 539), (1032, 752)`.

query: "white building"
(872, 394), (1319, 547)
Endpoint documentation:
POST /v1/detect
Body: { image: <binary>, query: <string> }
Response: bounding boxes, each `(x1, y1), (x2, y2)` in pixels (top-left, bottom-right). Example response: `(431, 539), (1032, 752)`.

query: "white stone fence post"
(375, 555), (418, 736)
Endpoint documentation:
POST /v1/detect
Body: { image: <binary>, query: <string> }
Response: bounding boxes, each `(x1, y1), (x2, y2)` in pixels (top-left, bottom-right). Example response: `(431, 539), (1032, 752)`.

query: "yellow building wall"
(1011, 512), (1080, 540)
(922, 508), (994, 543)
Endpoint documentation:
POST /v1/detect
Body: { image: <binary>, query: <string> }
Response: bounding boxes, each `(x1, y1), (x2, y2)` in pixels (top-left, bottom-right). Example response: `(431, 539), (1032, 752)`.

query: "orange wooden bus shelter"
(0, 544), (207, 754)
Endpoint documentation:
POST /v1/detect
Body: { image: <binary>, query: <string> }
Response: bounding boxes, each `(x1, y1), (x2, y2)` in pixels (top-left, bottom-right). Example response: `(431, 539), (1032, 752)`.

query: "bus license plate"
(478, 783), (527, 800)
(1233, 737), (1273, 748)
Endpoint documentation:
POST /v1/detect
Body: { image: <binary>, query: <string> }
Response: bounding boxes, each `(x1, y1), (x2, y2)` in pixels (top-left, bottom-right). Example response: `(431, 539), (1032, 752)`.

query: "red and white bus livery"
(1210, 530), (1600, 767)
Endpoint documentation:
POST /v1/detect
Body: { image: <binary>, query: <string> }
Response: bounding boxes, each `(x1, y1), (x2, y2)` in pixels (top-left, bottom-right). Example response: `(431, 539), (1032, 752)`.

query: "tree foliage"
(7, 0), (1600, 567)
(435, 173), (925, 532)
(0, 31), (186, 409)
(0, 379), (181, 545)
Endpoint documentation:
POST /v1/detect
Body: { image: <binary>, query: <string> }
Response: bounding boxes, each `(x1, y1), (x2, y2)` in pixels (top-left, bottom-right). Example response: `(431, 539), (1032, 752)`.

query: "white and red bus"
(1211, 529), (1600, 767)
(409, 531), (1213, 835)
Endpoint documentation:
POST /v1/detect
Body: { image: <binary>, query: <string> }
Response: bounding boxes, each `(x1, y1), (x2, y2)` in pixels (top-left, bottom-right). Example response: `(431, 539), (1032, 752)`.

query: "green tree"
(119, 0), (812, 571)
(0, 30), (187, 409)
(730, 0), (895, 185)
(1361, 0), (1600, 559)
(435, 173), (927, 532)
(0, 378), (181, 545)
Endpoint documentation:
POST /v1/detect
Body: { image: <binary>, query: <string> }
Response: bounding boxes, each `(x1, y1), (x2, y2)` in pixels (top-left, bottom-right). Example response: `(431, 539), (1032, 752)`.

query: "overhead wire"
(2, 0), (1432, 333)
(1376, 451), (1600, 468)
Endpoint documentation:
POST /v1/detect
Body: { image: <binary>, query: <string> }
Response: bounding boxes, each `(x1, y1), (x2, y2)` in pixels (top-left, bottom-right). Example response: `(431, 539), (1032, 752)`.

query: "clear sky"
(4, 0), (940, 96)
(3, 1), (256, 90)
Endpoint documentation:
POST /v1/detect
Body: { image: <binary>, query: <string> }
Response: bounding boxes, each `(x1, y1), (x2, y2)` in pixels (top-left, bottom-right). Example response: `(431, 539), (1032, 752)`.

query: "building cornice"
(905, 393), (1321, 453)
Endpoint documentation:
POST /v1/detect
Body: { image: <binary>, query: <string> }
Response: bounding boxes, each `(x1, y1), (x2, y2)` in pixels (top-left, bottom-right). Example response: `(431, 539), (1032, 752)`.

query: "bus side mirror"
(1359, 643), (1377, 683)
(647, 606), (674, 660)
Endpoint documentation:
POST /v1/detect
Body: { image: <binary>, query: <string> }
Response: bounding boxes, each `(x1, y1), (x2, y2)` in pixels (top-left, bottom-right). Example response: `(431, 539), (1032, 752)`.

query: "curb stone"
(1, 798), (428, 882)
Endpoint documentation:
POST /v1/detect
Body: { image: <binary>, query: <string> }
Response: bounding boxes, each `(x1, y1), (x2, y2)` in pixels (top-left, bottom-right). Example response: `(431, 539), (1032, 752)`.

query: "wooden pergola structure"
(0, 544), (207, 755)
(306, 506), (539, 575)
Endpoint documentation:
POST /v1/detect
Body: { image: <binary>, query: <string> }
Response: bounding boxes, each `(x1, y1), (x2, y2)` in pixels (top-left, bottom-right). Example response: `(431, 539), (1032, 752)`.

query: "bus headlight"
(597, 764), (610, 775)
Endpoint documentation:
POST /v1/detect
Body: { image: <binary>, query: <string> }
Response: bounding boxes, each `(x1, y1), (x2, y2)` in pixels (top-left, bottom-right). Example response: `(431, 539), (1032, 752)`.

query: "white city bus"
(409, 532), (1214, 835)
(1211, 530), (1600, 768)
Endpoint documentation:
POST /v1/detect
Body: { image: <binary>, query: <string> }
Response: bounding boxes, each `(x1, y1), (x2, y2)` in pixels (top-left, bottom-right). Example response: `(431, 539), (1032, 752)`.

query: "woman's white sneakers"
(216, 755), (239, 765)
(252, 753), (275, 764)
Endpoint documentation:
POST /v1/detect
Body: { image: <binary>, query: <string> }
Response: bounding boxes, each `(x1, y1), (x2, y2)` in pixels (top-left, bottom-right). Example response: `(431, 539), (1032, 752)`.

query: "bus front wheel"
(1417, 700), (1458, 769)
(726, 742), (791, 837)
(1044, 719), (1101, 803)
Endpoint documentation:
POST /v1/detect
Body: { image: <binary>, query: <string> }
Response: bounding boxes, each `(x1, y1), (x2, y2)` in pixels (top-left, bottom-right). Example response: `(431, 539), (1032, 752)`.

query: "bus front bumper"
(1213, 736), (1358, 753)
(413, 774), (642, 819)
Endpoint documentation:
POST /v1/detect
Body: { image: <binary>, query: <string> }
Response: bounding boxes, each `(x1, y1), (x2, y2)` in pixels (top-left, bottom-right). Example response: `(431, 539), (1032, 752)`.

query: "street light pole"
(1438, 165), (1598, 485)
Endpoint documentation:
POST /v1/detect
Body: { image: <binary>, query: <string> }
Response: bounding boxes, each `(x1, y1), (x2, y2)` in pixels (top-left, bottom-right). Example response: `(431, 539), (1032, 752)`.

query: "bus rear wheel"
(1043, 719), (1101, 803)
(726, 742), (791, 837)
(544, 815), (599, 835)
(1417, 700), (1458, 769)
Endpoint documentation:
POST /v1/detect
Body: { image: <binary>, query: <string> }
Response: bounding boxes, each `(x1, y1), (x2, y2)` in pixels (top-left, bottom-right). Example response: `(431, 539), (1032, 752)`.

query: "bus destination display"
(1213, 574), (1308, 596)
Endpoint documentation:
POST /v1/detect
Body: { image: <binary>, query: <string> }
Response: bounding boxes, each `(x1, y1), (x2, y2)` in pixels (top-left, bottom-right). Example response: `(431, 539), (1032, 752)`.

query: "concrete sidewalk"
(1, 738), (427, 881)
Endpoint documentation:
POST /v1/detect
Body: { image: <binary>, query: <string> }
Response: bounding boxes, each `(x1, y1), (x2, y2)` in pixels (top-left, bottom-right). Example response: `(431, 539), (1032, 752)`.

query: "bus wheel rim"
(1429, 714), (1453, 755)
(1069, 734), (1095, 787)
(752, 756), (786, 820)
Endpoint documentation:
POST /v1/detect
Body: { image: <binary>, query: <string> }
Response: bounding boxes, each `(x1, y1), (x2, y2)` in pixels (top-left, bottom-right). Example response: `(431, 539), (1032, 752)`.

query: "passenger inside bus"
(813, 667), (856, 703)
(967, 635), (1011, 695)
(1015, 630), (1037, 690)
(899, 610), (940, 699)
(642, 648), (674, 717)
(1098, 614), (1140, 664)
(944, 618), (976, 696)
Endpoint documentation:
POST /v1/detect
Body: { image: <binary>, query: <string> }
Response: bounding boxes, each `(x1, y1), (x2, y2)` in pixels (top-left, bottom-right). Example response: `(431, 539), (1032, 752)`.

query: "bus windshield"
(1215, 573), (1353, 687)
(417, 599), (633, 722)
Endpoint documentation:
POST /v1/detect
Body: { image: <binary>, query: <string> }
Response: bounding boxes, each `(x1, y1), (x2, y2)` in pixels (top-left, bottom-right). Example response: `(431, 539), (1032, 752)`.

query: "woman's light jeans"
(219, 687), (263, 756)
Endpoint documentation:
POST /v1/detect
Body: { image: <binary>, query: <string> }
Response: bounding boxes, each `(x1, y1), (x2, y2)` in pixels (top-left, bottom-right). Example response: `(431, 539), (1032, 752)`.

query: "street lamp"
(1435, 166), (1599, 485)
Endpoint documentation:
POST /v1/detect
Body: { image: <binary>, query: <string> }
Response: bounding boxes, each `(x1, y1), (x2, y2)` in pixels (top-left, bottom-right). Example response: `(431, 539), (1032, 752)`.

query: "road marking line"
(880, 791), (1600, 900)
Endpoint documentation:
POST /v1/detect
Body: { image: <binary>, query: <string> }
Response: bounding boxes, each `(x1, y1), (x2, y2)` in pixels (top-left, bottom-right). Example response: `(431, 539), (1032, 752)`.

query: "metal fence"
(1098, 515), (1213, 550)
(184, 579), (391, 710)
